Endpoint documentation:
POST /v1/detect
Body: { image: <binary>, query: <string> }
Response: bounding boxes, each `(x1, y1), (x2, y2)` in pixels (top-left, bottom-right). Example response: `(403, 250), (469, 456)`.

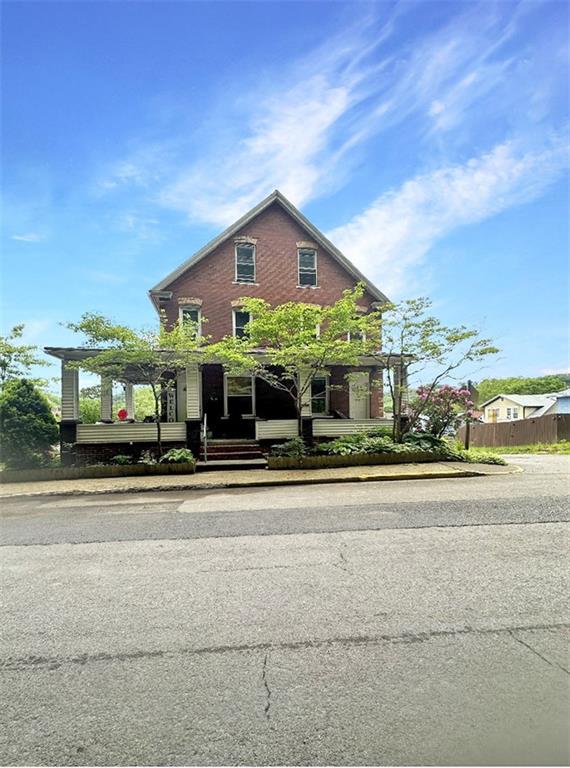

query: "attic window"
(235, 243), (256, 283)
(298, 248), (317, 287)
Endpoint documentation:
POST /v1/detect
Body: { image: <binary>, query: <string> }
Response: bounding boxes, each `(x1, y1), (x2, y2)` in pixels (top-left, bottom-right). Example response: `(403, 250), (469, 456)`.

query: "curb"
(0, 464), (521, 500)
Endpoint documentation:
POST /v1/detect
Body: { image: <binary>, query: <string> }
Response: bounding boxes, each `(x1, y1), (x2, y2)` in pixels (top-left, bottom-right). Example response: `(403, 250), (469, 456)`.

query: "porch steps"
(197, 439), (267, 471)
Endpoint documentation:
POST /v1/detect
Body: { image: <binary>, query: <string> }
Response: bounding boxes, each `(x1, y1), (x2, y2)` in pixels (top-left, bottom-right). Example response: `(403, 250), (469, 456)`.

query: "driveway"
(1, 455), (568, 765)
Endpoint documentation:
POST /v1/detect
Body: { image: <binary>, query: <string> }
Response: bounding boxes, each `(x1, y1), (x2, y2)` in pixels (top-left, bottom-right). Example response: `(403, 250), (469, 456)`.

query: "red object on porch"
(117, 408), (128, 421)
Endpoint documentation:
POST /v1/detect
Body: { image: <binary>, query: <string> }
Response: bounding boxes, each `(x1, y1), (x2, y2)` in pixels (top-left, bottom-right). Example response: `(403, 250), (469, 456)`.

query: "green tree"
(0, 379), (59, 468)
(365, 298), (499, 441)
(208, 286), (373, 435)
(0, 325), (48, 387)
(475, 375), (566, 405)
(67, 313), (204, 455)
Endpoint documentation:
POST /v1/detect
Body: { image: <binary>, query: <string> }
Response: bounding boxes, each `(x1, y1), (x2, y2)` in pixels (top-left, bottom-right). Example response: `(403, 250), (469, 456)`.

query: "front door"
(349, 372), (370, 419)
(224, 375), (255, 438)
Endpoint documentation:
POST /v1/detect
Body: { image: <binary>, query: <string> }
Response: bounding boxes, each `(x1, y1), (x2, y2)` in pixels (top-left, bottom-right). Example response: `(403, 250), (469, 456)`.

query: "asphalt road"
(1, 455), (569, 765)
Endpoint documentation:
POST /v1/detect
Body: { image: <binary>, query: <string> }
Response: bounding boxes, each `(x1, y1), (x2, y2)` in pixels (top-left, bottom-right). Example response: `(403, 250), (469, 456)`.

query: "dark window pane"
(182, 308), (199, 324)
(227, 376), (252, 396)
(299, 250), (316, 269)
(236, 244), (255, 263)
(299, 271), (317, 286)
(236, 263), (255, 282)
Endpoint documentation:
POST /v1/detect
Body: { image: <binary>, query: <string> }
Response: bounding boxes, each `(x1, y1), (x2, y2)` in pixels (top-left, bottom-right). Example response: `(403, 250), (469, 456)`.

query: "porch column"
(61, 361), (79, 421)
(185, 364), (201, 420)
(125, 383), (135, 419)
(100, 377), (113, 421)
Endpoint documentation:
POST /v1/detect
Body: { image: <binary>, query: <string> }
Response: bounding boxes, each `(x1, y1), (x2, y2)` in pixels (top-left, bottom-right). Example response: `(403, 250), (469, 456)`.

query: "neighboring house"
(46, 190), (395, 464)
(480, 389), (570, 423)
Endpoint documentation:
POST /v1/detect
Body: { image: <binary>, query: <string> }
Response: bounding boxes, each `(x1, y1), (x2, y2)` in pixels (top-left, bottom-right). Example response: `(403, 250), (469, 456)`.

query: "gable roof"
(479, 393), (556, 409)
(149, 189), (389, 303)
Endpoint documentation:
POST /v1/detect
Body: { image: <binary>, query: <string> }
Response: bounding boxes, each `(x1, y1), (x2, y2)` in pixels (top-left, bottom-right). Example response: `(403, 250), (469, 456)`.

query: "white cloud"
(96, 1), (566, 239)
(10, 232), (45, 242)
(327, 133), (570, 297)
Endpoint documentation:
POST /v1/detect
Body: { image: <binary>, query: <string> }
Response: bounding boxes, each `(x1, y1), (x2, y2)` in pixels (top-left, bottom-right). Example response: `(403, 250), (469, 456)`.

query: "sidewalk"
(0, 461), (519, 499)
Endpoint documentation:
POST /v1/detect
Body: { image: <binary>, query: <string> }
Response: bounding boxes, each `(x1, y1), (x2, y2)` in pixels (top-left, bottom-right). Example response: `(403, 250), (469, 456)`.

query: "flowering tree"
(413, 384), (474, 438)
(66, 312), (204, 456)
(207, 286), (372, 435)
(364, 297), (498, 442)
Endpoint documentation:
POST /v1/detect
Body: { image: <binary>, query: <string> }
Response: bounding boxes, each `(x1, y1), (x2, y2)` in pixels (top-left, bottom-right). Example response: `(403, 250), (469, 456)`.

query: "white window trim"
(347, 330), (367, 342)
(223, 374), (256, 417)
(297, 248), (318, 288)
(179, 304), (202, 336)
(311, 373), (330, 415)
(235, 242), (256, 284)
(232, 308), (251, 338)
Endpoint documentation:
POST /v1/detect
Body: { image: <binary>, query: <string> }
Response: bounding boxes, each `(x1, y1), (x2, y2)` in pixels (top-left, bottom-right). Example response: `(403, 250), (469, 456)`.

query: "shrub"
(270, 437), (307, 459)
(403, 432), (447, 450)
(137, 449), (157, 465)
(159, 447), (195, 464)
(460, 449), (507, 465)
(0, 379), (59, 468)
(110, 454), (133, 465)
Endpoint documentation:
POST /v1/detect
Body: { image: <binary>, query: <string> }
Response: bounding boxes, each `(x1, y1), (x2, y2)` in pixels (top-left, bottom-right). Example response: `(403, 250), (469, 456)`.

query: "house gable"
(150, 190), (389, 342)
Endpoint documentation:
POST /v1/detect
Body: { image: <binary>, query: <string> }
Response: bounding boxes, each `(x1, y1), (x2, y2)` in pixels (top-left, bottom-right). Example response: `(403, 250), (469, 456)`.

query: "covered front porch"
(46, 347), (397, 464)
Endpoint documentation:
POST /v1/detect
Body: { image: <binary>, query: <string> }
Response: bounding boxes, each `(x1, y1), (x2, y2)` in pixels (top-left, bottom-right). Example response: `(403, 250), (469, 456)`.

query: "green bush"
(270, 437), (307, 458)
(0, 379), (59, 468)
(110, 454), (133, 465)
(403, 432), (448, 451)
(460, 449), (507, 465)
(159, 447), (195, 464)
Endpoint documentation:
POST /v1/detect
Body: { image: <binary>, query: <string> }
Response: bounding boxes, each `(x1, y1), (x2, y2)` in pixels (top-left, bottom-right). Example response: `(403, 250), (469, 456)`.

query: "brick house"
(46, 190), (395, 465)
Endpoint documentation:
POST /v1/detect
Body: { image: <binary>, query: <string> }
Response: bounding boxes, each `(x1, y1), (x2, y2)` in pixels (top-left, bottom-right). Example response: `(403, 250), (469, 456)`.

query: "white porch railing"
(255, 420), (299, 440)
(76, 422), (187, 444)
(312, 418), (393, 437)
(255, 417), (393, 441)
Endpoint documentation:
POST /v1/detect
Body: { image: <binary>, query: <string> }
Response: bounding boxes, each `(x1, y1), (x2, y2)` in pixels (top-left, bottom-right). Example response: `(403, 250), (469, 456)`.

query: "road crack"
(509, 630), (569, 675)
(3, 621), (569, 673)
(262, 652), (271, 720)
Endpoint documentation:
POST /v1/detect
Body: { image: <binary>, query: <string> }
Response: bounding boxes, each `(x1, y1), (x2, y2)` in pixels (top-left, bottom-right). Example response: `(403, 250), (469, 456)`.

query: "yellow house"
(480, 394), (555, 423)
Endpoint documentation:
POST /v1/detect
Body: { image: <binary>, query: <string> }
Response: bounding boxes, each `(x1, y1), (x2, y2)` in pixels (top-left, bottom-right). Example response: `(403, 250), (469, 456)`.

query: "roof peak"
(149, 190), (389, 304)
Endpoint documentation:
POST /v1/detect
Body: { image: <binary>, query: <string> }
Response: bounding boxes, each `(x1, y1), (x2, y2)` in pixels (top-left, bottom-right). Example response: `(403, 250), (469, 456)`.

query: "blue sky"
(2, 0), (569, 385)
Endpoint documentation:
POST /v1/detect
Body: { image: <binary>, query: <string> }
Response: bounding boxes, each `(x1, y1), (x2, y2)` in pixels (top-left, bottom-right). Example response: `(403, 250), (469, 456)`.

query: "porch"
(46, 348), (396, 464)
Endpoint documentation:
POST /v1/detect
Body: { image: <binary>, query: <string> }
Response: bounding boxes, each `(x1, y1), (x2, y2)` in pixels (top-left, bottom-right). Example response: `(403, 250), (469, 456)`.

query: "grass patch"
(468, 441), (570, 455)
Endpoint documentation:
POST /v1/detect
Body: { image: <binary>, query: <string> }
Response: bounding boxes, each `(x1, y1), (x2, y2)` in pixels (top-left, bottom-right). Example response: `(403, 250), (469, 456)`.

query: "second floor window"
(180, 305), (201, 335)
(233, 309), (251, 338)
(235, 243), (256, 283)
(298, 248), (317, 286)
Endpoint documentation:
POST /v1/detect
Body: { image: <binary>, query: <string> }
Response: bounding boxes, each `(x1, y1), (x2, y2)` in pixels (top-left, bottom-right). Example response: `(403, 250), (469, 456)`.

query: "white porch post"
(100, 377), (113, 421)
(125, 383), (135, 419)
(299, 368), (312, 416)
(61, 361), (79, 421)
(185, 363), (201, 420)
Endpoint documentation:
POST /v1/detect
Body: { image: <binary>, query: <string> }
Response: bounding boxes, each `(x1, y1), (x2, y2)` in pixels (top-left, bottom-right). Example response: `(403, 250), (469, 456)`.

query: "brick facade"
(161, 201), (378, 340)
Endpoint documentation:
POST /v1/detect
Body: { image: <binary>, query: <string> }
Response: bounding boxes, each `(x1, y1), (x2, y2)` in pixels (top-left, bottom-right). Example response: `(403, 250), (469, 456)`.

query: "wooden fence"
(457, 414), (570, 447)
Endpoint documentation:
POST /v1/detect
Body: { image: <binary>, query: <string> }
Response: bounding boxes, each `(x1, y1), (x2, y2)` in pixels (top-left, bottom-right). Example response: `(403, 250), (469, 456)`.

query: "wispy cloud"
(10, 232), (45, 243)
(117, 3), (546, 227)
(328, 132), (570, 297)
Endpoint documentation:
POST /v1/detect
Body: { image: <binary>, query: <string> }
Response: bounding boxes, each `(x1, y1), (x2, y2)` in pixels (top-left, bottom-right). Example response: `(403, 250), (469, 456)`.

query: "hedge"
(0, 461), (196, 484)
(267, 452), (448, 470)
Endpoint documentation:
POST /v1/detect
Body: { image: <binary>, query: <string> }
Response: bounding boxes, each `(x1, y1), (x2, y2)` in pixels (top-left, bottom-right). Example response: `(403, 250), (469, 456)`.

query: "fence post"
(464, 420), (470, 450)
